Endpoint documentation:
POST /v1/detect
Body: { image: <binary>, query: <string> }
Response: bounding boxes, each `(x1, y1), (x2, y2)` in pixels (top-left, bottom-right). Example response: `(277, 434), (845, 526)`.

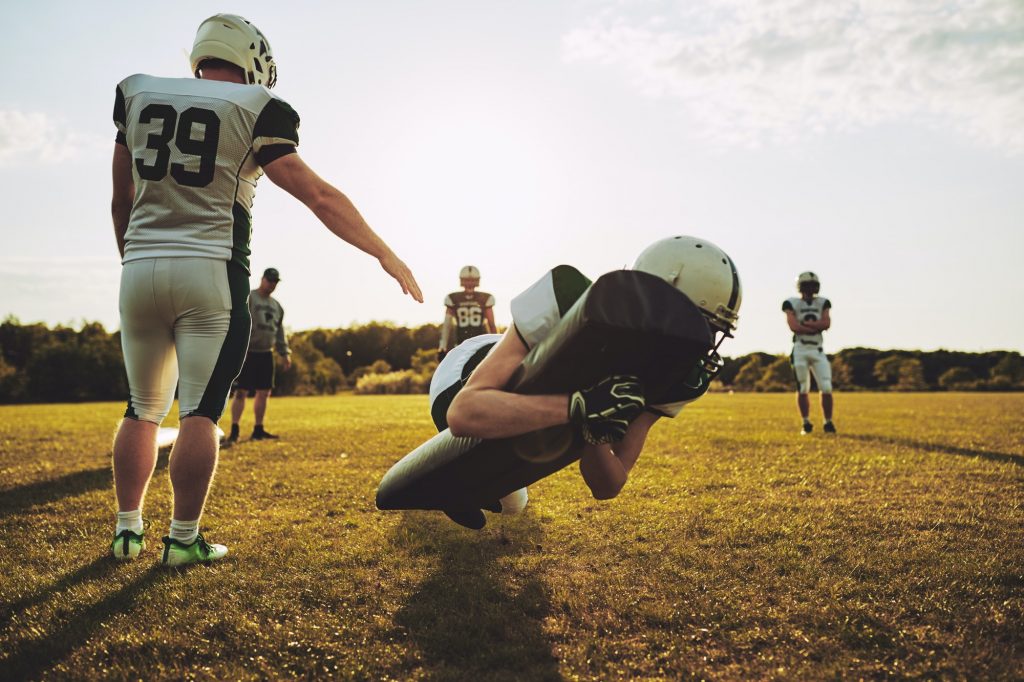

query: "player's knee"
(819, 379), (833, 393)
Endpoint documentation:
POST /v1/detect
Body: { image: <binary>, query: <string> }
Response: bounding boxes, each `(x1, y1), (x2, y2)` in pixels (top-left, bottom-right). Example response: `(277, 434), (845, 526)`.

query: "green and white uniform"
(114, 74), (300, 423)
(783, 295), (833, 393)
(430, 265), (712, 427)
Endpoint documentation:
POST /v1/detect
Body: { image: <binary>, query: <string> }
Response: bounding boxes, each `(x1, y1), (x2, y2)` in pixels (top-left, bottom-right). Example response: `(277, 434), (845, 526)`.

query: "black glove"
(569, 375), (645, 445)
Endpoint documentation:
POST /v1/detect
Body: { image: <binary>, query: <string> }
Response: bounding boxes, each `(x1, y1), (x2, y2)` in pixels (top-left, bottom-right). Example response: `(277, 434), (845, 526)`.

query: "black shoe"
(443, 509), (486, 530)
(250, 427), (279, 440)
(801, 421), (813, 435)
(225, 424), (240, 443)
(823, 421), (837, 434)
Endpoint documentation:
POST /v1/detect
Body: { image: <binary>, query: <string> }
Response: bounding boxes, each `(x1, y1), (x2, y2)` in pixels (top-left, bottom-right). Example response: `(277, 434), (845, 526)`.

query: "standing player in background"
(783, 272), (836, 435)
(225, 267), (291, 443)
(438, 265), (496, 359)
(110, 14), (422, 566)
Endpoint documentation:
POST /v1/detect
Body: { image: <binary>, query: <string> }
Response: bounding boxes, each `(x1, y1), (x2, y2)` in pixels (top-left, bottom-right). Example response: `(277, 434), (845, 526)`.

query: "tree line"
(0, 317), (1020, 404)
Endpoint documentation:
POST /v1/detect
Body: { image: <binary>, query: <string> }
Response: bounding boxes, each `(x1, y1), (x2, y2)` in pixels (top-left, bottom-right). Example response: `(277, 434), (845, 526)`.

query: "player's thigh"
(809, 350), (833, 392)
(119, 260), (178, 422)
(791, 348), (811, 393)
(172, 259), (251, 420)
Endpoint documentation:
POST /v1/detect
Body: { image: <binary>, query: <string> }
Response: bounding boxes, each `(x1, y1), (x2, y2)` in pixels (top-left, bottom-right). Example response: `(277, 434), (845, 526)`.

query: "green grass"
(1, 393), (1021, 680)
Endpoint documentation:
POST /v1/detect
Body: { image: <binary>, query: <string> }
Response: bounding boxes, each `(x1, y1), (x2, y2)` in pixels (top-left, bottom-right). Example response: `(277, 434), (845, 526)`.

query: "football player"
(782, 272), (836, 435)
(428, 236), (741, 528)
(438, 265), (497, 359)
(109, 14), (422, 566)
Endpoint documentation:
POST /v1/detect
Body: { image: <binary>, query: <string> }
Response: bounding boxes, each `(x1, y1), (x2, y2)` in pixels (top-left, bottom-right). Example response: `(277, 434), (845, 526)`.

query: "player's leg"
(813, 352), (836, 433)
(162, 259), (250, 565)
(251, 388), (275, 439)
(227, 385), (247, 443)
(792, 348), (813, 434)
(111, 260), (179, 560)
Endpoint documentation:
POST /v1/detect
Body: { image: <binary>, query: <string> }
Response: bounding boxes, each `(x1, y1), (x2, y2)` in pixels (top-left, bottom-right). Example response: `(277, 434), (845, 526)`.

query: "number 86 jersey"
(113, 74), (300, 274)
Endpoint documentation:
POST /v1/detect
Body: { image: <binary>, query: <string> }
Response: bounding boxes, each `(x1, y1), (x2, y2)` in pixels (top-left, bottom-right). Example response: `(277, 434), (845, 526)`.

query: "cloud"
(563, 0), (1024, 151)
(0, 109), (107, 166)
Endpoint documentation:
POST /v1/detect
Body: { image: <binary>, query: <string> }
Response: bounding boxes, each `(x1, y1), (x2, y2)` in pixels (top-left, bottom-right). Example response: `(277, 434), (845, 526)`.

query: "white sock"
(116, 509), (144, 534)
(169, 519), (199, 544)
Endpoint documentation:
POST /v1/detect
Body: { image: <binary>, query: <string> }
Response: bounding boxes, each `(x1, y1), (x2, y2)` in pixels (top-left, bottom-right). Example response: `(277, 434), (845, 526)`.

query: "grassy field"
(0, 392), (1021, 681)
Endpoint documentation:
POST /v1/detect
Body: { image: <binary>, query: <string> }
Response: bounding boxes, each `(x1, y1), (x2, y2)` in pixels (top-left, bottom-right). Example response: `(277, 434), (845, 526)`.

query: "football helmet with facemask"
(191, 14), (277, 88)
(632, 235), (741, 376)
(796, 271), (820, 295)
(459, 265), (481, 288)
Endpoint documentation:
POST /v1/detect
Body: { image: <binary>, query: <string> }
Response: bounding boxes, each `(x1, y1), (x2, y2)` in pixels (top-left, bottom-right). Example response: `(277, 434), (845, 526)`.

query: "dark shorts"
(235, 350), (275, 392)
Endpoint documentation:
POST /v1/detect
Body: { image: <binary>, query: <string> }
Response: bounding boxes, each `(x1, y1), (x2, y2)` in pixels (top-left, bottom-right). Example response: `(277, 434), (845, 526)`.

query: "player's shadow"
(1, 560), (165, 680)
(844, 434), (1024, 468)
(391, 512), (562, 681)
(0, 447), (172, 519)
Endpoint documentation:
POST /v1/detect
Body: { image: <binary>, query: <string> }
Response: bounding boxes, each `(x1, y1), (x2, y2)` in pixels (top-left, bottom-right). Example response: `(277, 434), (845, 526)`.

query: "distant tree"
(873, 356), (905, 387)
(732, 356), (765, 390)
(895, 358), (929, 391)
(989, 354), (1023, 385)
(938, 367), (976, 390)
(755, 357), (794, 392)
(275, 335), (346, 396)
(831, 355), (855, 390)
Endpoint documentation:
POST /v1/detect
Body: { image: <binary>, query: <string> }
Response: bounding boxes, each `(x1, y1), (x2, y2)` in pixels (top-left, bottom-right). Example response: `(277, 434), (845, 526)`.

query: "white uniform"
(114, 74), (300, 422)
(429, 266), (714, 513)
(783, 295), (833, 394)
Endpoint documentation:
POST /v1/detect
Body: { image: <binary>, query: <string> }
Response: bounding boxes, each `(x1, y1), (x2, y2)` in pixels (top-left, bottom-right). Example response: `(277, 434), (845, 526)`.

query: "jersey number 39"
(134, 104), (221, 188)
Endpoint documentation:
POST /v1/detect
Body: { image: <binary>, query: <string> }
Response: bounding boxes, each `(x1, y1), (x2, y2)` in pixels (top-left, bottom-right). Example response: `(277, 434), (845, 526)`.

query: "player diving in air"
(109, 14), (422, 566)
(427, 236), (741, 528)
(783, 271), (836, 435)
(438, 265), (497, 360)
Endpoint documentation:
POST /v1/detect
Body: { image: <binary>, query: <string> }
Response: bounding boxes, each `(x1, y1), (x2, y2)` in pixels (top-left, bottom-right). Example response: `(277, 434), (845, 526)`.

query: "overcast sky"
(1, 0), (1022, 355)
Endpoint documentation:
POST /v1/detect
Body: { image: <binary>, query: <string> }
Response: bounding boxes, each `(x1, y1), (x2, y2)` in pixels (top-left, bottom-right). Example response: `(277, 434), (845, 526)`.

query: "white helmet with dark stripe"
(191, 14), (277, 88)
(633, 235), (741, 374)
(796, 271), (820, 294)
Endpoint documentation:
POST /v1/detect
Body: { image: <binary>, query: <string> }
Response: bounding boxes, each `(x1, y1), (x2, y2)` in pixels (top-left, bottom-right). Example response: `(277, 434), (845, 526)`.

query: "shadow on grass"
(1, 560), (165, 680)
(0, 555), (119, 630)
(845, 434), (1024, 467)
(0, 447), (171, 519)
(392, 512), (562, 681)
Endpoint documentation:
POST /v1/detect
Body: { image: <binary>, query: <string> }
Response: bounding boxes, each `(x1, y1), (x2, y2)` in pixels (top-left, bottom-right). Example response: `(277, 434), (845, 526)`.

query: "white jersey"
(114, 74), (300, 272)
(782, 295), (831, 347)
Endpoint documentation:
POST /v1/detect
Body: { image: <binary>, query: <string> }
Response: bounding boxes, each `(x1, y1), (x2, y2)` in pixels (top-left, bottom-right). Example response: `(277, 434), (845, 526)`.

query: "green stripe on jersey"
(550, 265), (592, 316)
(231, 202), (252, 274)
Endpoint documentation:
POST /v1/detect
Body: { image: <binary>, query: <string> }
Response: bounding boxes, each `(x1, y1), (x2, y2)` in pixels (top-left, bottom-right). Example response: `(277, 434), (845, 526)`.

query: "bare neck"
(199, 66), (246, 85)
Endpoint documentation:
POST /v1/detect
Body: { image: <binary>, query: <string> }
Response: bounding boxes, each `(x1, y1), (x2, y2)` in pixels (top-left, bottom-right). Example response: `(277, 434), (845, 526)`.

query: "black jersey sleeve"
(253, 97), (300, 166)
(781, 299), (794, 312)
(113, 84), (127, 146)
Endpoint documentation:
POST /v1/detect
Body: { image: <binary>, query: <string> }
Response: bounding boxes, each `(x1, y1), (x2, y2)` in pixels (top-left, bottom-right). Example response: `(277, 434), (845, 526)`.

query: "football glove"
(569, 375), (646, 445)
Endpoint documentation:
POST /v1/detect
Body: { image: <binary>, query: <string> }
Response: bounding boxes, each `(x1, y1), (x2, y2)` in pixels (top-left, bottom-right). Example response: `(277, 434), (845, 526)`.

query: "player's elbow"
(588, 478), (625, 500)
(446, 393), (482, 438)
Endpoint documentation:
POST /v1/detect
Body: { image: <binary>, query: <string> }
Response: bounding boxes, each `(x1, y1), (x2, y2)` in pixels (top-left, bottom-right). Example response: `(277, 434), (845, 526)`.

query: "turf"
(0, 393), (1021, 680)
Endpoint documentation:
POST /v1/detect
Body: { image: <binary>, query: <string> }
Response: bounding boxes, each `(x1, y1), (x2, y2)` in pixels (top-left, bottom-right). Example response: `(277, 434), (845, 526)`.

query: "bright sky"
(1, 1), (1022, 355)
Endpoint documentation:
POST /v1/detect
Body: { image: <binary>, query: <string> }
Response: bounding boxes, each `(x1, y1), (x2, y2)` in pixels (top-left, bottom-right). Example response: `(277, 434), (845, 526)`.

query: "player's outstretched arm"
(110, 143), (134, 258)
(447, 327), (570, 439)
(579, 411), (658, 499)
(263, 153), (423, 302)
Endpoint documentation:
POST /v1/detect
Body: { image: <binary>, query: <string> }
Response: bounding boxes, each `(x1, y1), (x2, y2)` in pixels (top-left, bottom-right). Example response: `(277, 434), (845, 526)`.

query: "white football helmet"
(633, 235), (741, 375)
(191, 14), (277, 88)
(796, 271), (820, 294)
(459, 265), (481, 287)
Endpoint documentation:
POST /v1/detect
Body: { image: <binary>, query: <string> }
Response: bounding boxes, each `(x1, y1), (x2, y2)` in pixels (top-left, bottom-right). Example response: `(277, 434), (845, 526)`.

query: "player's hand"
(569, 375), (645, 445)
(282, 356), (293, 371)
(379, 252), (423, 303)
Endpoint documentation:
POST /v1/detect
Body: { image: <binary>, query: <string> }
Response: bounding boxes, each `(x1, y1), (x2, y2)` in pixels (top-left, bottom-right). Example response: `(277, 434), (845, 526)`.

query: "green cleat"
(161, 534), (228, 567)
(111, 529), (146, 561)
